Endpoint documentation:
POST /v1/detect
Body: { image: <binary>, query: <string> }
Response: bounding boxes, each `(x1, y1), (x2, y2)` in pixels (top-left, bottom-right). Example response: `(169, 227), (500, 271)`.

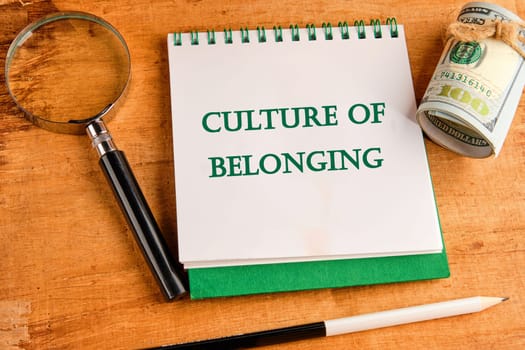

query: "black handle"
(144, 322), (326, 349)
(99, 150), (187, 300)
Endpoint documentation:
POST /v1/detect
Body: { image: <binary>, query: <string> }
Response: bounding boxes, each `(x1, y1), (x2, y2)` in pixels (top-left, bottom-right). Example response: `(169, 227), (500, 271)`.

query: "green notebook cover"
(188, 247), (449, 299)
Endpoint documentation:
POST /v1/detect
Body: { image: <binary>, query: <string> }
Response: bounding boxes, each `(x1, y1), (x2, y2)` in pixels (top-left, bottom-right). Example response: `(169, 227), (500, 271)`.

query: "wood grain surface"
(1, 0), (524, 349)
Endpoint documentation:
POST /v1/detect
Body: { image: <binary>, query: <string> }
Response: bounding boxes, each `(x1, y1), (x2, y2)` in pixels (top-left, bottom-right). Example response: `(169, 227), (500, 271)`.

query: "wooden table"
(1, 0), (524, 349)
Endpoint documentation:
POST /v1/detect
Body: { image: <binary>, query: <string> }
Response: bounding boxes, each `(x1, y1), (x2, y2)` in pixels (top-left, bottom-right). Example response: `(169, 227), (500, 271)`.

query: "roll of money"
(416, 2), (525, 157)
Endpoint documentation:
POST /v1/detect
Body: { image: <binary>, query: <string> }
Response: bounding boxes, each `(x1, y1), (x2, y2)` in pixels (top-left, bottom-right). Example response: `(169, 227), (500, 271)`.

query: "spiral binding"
(173, 18), (398, 46)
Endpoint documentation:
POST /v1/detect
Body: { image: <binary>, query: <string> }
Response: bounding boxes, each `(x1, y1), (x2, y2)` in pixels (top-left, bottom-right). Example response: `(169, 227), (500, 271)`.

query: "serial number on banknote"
(437, 70), (493, 98)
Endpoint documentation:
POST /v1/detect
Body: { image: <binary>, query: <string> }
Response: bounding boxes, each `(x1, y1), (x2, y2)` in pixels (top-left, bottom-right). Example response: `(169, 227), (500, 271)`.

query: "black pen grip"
(99, 150), (186, 300)
(148, 322), (326, 349)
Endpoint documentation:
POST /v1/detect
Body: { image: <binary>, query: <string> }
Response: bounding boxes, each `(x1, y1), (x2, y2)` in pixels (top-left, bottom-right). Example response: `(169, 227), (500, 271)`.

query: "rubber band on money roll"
(446, 19), (525, 58)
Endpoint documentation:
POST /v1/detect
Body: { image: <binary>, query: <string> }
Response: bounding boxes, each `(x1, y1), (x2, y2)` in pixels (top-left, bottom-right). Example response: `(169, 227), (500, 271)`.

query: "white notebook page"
(168, 24), (443, 268)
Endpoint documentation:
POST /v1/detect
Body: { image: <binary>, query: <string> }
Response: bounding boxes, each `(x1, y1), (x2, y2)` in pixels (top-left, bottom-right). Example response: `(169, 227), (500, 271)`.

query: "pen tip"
(501, 297), (509, 302)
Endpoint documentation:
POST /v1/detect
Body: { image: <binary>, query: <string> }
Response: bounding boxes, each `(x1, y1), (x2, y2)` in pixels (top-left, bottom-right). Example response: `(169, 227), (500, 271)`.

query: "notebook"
(167, 19), (449, 298)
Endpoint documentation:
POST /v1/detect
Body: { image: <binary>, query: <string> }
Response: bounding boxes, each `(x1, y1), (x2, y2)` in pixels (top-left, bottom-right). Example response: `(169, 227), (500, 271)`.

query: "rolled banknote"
(416, 2), (525, 157)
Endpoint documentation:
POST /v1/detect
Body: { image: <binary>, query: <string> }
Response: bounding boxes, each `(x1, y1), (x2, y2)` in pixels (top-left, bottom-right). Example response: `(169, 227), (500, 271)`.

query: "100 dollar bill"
(417, 2), (525, 157)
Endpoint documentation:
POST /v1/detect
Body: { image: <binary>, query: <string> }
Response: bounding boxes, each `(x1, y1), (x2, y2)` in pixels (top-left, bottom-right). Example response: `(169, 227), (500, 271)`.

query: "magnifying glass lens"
(7, 17), (130, 123)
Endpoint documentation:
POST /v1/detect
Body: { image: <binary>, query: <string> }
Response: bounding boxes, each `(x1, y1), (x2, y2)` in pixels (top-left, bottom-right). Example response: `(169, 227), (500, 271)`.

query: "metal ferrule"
(86, 119), (117, 157)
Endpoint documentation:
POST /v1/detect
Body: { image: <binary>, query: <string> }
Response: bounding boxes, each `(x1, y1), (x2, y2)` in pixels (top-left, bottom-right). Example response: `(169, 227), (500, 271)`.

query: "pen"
(147, 296), (507, 350)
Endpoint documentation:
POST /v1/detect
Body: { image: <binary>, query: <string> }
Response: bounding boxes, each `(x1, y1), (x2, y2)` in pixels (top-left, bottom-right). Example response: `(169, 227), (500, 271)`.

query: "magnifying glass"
(5, 11), (186, 300)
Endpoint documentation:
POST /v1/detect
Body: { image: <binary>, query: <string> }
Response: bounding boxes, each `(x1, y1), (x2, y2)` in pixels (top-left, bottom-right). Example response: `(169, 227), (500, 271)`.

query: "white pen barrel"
(325, 297), (500, 336)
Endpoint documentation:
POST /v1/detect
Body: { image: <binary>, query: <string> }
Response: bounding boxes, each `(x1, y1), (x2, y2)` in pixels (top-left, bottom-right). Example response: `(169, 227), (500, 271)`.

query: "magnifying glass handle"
(87, 120), (187, 301)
